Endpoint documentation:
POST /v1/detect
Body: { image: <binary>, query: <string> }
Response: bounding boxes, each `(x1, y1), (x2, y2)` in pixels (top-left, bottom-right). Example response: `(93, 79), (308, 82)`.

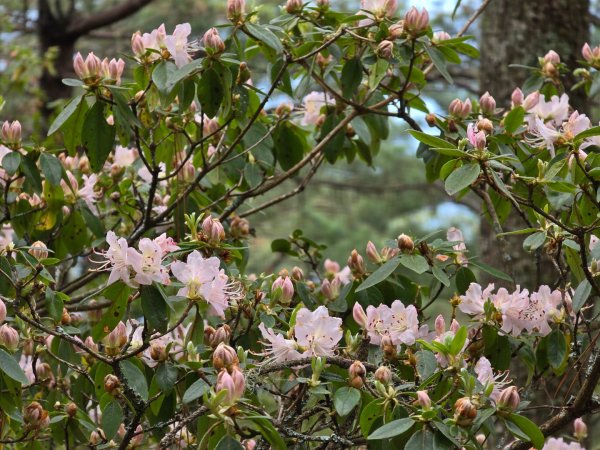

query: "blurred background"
(0, 0), (599, 279)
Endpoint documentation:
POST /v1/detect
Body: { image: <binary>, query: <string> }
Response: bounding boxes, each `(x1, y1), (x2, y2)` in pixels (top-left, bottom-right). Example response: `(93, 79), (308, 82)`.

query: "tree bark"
(478, 0), (590, 288)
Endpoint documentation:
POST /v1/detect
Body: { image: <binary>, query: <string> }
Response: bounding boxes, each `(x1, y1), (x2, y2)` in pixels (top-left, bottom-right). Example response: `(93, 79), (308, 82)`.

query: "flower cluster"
(353, 299), (421, 346)
(459, 282), (563, 336)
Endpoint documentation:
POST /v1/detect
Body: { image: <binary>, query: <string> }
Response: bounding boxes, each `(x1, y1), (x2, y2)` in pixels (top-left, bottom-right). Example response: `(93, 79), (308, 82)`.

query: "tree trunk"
(478, 0), (590, 288)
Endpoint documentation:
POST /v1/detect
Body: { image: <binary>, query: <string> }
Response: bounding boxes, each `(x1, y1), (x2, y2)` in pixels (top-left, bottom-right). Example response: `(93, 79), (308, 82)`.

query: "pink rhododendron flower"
(354, 300), (419, 346)
(112, 146), (138, 169)
(541, 438), (584, 450)
(459, 282), (494, 317)
(474, 356), (508, 401)
(527, 93), (570, 128)
(258, 323), (303, 362)
(130, 237), (171, 285)
(164, 23), (193, 68)
(97, 231), (140, 286)
(492, 286), (529, 336)
(171, 250), (231, 317)
(447, 227), (468, 265)
(301, 92), (335, 126)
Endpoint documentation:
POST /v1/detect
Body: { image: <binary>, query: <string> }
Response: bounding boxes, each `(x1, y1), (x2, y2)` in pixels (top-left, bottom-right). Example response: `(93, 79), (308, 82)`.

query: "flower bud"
(103, 321), (127, 354)
(389, 22), (403, 39)
(230, 366), (245, 400)
(131, 32), (145, 57)
(291, 266), (304, 281)
(227, 0), (246, 22)
(324, 258), (340, 274)
(316, 53), (332, 68)
(285, 0), (302, 14)
(497, 386), (520, 413)
(416, 390), (432, 409)
(397, 234), (414, 253)
(542, 61), (558, 78)
(522, 91), (540, 111)
(89, 430), (105, 445)
(376, 40), (394, 59)
(349, 360), (366, 388)
(0, 324), (19, 352)
(432, 31), (451, 43)
(275, 102), (293, 117)
(73, 52), (87, 79)
(24, 402), (49, 429)
(380, 335), (396, 359)
(347, 250), (366, 277)
(65, 402), (77, 417)
(454, 397), (477, 427)
(479, 92), (496, 115)
(213, 343), (239, 370)
(425, 113), (436, 127)
(374, 366), (392, 384)
(511, 88), (524, 108)
(321, 279), (335, 300)
(476, 118), (493, 134)
(61, 308), (71, 325)
(353, 303), (368, 329)
(35, 362), (54, 383)
(574, 417), (587, 440)
(404, 7), (429, 36)
(0, 299), (6, 323)
(202, 216), (225, 244)
(366, 241), (381, 263)
(316, 0), (329, 8)
(448, 98), (471, 119)
(230, 216), (250, 238)
(150, 341), (167, 362)
(543, 50), (560, 64)
(104, 374), (121, 394)
(1, 120), (21, 145)
(210, 325), (232, 347)
(434, 314), (445, 335)
(380, 246), (399, 261)
(216, 367), (244, 404)
(203, 28), (225, 54)
(272, 276), (294, 304)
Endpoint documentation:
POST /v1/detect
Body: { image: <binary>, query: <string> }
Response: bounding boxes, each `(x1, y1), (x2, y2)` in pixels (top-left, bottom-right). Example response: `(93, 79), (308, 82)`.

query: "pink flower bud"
(376, 40), (394, 59)
(272, 276), (294, 304)
(316, 0), (329, 7)
(131, 32), (146, 57)
(108, 58), (125, 85)
(432, 31), (451, 43)
(511, 88), (524, 108)
(103, 321), (127, 353)
(347, 249), (366, 277)
(574, 417), (587, 440)
(104, 374), (121, 394)
(543, 50), (560, 64)
(522, 91), (540, 111)
(353, 303), (368, 328)
(0, 299), (6, 323)
(450, 319), (460, 333)
(203, 28), (225, 54)
(1, 120), (21, 145)
(380, 334), (396, 358)
(349, 360), (366, 388)
(479, 91), (496, 115)
(448, 98), (471, 119)
(28, 241), (48, 260)
(435, 314), (445, 335)
(230, 365), (245, 400)
(84, 336), (99, 353)
(0, 324), (19, 352)
(324, 258), (340, 274)
(216, 368), (244, 404)
(497, 386), (520, 412)
(389, 22), (403, 39)
(467, 123), (486, 150)
(24, 402), (49, 429)
(321, 279), (335, 300)
(374, 366), (392, 384)
(201, 116), (220, 136)
(366, 241), (380, 263)
(397, 234), (414, 253)
(73, 52), (87, 79)
(454, 397), (477, 427)
(213, 343), (239, 370)
(227, 0), (246, 22)
(202, 216), (225, 243)
(291, 266), (304, 281)
(210, 324), (232, 347)
(404, 7), (429, 36)
(285, 0), (302, 14)
(416, 390), (432, 409)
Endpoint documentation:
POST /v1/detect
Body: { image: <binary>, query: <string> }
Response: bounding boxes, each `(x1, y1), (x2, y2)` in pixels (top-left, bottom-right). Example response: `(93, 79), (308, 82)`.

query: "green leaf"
(523, 232), (546, 252)
(274, 124), (305, 171)
(405, 429), (434, 450)
(356, 257), (401, 292)
(572, 279), (592, 313)
(455, 267), (476, 294)
(119, 360), (149, 401)
(574, 125), (600, 141)
(141, 284), (169, 333)
(245, 24), (283, 53)
(45, 288), (64, 322)
(546, 330), (567, 369)
(408, 130), (455, 149)
(215, 435), (244, 450)
(432, 266), (450, 286)
(48, 94), (84, 136)
(507, 413), (544, 449)
(39, 153), (63, 186)
(182, 378), (209, 403)
(155, 364), (179, 394)
(425, 46), (453, 83)
(333, 386), (361, 416)
(82, 101), (116, 172)
(445, 163), (480, 195)
(504, 107), (525, 134)
(197, 68), (224, 118)
(360, 399), (384, 437)
(449, 326), (467, 356)
(367, 417), (414, 440)
(2, 152), (21, 176)
(271, 238), (292, 253)
(0, 349), (30, 384)
(102, 401), (123, 440)
(469, 260), (513, 282)
(20, 155), (42, 193)
(341, 58), (363, 99)
(400, 254), (429, 274)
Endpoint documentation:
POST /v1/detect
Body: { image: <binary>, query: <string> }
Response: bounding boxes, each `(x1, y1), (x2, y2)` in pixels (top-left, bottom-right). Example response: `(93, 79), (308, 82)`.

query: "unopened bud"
(1, 120), (21, 146)
(434, 314), (445, 335)
(103, 321), (127, 354)
(0, 299), (6, 323)
(272, 276), (294, 304)
(497, 386), (520, 414)
(389, 22), (403, 39)
(24, 402), (49, 429)
(61, 308), (71, 325)
(275, 102), (293, 117)
(104, 374), (121, 394)
(65, 402), (77, 417)
(543, 50), (560, 64)
(366, 241), (380, 263)
(476, 118), (493, 134)
(574, 417), (587, 441)
(203, 28), (225, 54)
(425, 113), (436, 127)
(416, 390), (432, 409)
(376, 40), (394, 59)
(213, 343), (239, 370)
(285, 0), (302, 14)
(522, 91), (540, 111)
(227, 0), (246, 22)
(511, 88), (524, 108)
(349, 360), (366, 388)
(448, 98), (472, 119)
(230, 216), (250, 238)
(432, 31), (451, 43)
(216, 367), (245, 403)
(131, 32), (146, 57)
(150, 341), (167, 362)
(28, 241), (48, 260)
(0, 324), (19, 352)
(353, 303), (368, 329)
(479, 91), (496, 115)
(404, 7), (429, 36)
(397, 234), (414, 253)
(454, 397), (477, 427)
(210, 325), (232, 347)
(202, 215), (225, 243)
(374, 366), (392, 384)
(380, 335), (396, 359)
(347, 250), (366, 277)
(291, 266), (304, 281)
